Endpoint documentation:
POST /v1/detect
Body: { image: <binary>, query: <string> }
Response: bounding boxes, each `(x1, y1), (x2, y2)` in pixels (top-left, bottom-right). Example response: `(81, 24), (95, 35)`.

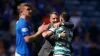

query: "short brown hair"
(60, 12), (70, 22)
(49, 12), (58, 17)
(17, 3), (33, 13)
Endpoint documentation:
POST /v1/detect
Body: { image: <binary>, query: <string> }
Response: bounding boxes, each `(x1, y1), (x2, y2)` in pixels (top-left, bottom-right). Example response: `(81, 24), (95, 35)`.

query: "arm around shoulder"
(42, 31), (53, 38)
(63, 22), (74, 29)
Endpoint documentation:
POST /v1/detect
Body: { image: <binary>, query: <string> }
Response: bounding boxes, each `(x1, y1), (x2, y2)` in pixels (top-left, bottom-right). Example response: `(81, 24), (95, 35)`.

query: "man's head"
(17, 3), (33, 17)
(60, 12), (70, 22)
(50, 12), (59, 24)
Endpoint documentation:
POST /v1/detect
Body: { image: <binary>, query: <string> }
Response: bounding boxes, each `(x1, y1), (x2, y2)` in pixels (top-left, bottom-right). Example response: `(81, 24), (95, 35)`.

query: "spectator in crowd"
(70, 10), (81, 29)
(87, 20), (99, 44)
(0, 41), (6, 56)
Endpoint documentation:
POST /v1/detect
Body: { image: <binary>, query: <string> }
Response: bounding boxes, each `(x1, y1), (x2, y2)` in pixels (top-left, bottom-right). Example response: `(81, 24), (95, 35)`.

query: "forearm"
(45, 34), (58, 41)
(63, 22), (74, 29)
(42, 31), (53, 38)
(42, 25), (56, 38)
(24, 32), (41, 43)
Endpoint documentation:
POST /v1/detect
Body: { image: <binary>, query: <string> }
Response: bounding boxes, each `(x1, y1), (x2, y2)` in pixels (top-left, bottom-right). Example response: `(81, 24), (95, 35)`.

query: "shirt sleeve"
(63, 22), (74, 29)
(21, 21), (30, 37)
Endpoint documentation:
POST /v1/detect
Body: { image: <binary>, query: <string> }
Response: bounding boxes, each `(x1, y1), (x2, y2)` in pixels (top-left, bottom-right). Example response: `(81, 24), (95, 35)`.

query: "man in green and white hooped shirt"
(53, 25), (73, 56)
(51, 12), (73, 56)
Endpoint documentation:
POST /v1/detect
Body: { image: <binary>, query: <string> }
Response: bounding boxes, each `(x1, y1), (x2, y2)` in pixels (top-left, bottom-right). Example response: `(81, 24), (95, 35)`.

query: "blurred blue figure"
(72, 37), (82, 56)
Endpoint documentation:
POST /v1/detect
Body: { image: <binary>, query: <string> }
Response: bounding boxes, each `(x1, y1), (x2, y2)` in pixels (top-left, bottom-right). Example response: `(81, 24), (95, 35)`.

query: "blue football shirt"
(16, 18), (33, 56)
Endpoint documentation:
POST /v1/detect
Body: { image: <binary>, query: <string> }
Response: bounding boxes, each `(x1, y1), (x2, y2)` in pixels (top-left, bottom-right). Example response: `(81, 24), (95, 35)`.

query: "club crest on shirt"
(22, 28), (28, 32)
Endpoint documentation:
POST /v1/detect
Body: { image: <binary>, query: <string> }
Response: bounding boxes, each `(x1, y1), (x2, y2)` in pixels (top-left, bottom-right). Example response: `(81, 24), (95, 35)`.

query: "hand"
(38, 23), (49, 34)
(60, 32), (68, 38)
(53, 22), (61, 29)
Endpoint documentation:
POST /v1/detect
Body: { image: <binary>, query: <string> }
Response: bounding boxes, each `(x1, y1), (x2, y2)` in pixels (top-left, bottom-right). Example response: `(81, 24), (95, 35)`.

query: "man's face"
(59, 16), (65, 22)
(50, 14), (59, 24)
(22, 6), (32, 17)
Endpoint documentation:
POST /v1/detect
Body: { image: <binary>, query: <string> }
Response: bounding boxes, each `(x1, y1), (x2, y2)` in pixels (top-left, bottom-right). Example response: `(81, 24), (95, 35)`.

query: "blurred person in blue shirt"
(15, 3), (49, 56)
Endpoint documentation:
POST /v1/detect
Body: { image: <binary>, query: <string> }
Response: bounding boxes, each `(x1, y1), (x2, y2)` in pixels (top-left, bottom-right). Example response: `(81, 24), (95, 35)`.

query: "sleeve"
(46, 34), (58, 40)
(63, 22), (74, 29)
(21, 21), (30, 37)
(45, 34), (58, 45)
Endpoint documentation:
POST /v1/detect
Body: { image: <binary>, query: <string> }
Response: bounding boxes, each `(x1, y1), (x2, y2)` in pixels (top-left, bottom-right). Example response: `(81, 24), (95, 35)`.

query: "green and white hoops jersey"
(54, 42), (71, 55)
(54, 26), (73, 55)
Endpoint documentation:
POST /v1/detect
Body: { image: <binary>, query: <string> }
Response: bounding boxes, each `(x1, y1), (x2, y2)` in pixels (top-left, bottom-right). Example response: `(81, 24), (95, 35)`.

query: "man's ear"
(20, 8), (23, 13)
(20, 10), (23, 13)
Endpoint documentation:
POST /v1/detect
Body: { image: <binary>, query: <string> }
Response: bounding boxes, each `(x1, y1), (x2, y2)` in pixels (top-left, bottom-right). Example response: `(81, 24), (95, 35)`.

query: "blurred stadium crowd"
(0, 0), (100, 56)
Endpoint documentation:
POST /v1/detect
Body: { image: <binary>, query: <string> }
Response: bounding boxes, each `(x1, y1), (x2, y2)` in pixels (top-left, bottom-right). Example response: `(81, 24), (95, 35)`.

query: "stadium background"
(0, 0), (100, 56)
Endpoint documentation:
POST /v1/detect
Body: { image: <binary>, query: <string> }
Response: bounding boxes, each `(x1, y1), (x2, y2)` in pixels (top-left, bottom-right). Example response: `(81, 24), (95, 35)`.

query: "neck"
(19, 15), (30, 21)
(19, 15), (26, 19)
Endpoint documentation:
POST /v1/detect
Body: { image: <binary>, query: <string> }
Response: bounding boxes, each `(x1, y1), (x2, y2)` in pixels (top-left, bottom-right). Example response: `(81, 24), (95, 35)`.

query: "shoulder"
(21, 19), (28, 25)
(16, 19), (28, 27)
(63, 22), (74, 29)
(64, 22), (73, 25)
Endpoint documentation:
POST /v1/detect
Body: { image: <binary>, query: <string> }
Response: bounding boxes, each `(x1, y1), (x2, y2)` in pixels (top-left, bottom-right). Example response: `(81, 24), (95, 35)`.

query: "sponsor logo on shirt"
(22, 28), (28, 32)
